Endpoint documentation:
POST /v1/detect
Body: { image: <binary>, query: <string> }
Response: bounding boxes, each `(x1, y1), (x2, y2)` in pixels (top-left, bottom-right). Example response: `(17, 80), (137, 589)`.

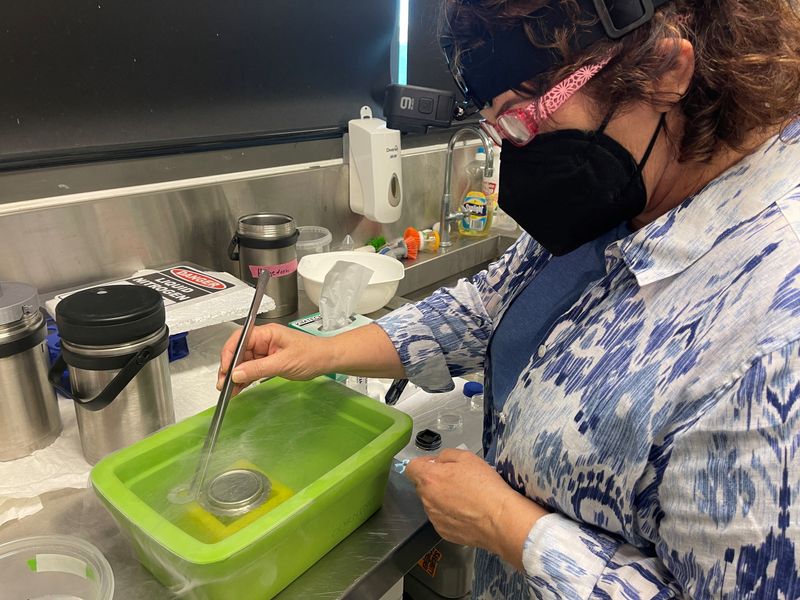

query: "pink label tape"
(249, 259), (298, 279)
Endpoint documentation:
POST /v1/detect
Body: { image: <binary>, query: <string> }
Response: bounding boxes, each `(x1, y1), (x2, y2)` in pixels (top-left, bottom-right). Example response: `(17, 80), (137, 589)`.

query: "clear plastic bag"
(319, 261), (374, 331)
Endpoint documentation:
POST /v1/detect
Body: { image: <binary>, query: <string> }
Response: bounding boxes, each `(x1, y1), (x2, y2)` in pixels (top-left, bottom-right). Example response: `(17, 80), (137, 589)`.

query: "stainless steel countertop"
(0, 380), (483, 600)
(0, 470), (441, 600)
(0, 309), (483, 600)
(0, 324), (443, 600)
(0, 237), (502, 599)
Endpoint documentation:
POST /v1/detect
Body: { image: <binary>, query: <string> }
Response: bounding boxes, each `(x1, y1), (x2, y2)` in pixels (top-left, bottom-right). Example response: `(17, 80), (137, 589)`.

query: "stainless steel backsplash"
(0, 141), (479, 295)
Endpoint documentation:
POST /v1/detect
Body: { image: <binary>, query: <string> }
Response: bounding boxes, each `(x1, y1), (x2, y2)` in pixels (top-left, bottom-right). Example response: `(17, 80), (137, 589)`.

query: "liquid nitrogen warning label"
(126, 266), (233, 305)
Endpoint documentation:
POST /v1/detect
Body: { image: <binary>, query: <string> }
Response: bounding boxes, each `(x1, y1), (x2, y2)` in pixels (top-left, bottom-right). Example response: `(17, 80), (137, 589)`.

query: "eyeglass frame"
(478, 57), (612, 147)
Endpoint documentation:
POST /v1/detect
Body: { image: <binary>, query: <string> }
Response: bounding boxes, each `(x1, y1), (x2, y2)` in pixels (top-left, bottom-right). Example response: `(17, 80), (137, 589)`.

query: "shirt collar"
(613, 122), (800, 287)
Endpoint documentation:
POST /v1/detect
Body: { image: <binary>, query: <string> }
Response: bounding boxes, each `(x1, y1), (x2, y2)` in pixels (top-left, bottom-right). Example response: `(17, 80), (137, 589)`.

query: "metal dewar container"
(0, 282), (62, 461)
(50, 285), (174, 465)
(229, 213), (299, 317)
(405, 540), (475, 599)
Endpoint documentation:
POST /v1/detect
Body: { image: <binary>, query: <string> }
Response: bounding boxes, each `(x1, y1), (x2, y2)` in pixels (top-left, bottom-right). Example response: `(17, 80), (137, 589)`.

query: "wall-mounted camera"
(382, 84), (457, 134)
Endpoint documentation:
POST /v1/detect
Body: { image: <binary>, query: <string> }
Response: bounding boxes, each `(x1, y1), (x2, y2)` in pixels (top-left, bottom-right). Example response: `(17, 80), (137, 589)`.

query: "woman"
(219, 0), (800, 596)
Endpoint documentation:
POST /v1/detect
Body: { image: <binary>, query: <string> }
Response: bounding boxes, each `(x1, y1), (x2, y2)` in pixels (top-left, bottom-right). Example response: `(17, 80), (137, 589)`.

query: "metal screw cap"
(415, 429), (442, 451)
(0, 282), (40, 326)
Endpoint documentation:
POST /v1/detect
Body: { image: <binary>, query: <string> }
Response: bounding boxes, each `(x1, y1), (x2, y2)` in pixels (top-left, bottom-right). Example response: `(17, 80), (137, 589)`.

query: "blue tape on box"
(288, 313), (373, 381)
(45, 318), (71, 394)
(288, 312), (373, 337)
(167, 332), (190, 361)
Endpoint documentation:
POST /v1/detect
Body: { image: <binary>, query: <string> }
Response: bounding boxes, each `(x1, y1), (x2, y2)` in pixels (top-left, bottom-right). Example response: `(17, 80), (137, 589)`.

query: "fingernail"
(232, 369), (244, 383)
(216, 377), (223, 391)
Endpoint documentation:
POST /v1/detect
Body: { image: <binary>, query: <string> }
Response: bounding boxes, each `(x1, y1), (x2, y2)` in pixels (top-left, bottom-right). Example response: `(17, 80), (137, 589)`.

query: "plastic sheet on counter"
(0, 322), (240, 528)
(0, 497), (43, 524)
(1, 317), (480, 529)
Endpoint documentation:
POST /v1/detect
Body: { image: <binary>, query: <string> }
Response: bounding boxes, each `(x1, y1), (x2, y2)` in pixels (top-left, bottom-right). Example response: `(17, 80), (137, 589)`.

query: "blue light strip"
(397, 0), (409, 85)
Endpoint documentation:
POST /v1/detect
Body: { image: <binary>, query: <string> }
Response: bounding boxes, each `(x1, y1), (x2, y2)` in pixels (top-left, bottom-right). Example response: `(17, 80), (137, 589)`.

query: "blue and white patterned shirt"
(377, 123), (800, 599)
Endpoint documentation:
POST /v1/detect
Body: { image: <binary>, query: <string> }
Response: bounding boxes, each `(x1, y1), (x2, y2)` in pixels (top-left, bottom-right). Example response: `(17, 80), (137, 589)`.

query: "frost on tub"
(121, 388), (379, 543)
(89, 376), (412, 600)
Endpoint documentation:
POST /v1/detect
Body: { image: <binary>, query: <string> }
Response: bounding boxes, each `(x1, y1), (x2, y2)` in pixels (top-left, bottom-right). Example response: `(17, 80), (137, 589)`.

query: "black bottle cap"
(56, 285), (165, 346)
(415, 429), (442, 452)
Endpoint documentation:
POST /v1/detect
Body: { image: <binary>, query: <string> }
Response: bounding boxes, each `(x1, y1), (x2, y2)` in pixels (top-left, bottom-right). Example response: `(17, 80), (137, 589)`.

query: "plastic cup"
(296, 226), (332, 290)
(436, 412), (463, 432)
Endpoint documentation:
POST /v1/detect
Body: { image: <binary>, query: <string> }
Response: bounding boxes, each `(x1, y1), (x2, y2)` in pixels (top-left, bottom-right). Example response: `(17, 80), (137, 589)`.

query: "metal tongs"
(189, 270), (270, 497)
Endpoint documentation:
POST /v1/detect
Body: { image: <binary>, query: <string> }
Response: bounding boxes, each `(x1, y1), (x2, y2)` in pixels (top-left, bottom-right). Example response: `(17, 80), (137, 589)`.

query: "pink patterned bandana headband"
(480, 57), (612, 147)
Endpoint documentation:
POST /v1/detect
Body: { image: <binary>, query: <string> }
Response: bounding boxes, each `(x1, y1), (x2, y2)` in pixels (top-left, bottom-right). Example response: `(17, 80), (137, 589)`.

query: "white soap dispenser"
(345, 106), (403, 223)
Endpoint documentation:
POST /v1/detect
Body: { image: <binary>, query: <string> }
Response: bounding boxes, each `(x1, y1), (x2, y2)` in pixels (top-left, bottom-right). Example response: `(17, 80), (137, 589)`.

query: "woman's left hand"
(405, 449), (548, 566)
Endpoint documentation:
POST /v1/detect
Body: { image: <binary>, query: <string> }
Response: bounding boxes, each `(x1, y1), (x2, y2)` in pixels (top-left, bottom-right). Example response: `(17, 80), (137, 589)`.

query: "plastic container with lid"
(0, 535), (114, 599)
(463, 381), (484, 412)
(478, 146), (499, 206)
(296, 226), (333, 258)
(295, 226), (332, 290)
(0, 281), (61, 461)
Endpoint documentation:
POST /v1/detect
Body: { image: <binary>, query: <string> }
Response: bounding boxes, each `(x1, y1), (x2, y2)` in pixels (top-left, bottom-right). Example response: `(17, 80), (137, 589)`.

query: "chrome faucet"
(439, 126), (496, 248)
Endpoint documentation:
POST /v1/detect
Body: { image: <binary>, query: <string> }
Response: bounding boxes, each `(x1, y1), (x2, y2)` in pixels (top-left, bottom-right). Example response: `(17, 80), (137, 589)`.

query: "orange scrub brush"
(403, 232), (419, 260)
(404, 227), (440, 253)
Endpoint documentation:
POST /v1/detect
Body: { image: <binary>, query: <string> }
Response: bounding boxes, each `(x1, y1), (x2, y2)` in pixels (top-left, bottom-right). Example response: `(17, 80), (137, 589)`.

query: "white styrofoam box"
(45, 263), (275, 335)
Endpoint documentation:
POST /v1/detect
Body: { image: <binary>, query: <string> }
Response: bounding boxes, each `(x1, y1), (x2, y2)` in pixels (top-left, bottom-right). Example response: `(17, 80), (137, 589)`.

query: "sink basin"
(90, 376), (412, 600)
(396, 233), (515, 301)
(260, 233), (518, 326)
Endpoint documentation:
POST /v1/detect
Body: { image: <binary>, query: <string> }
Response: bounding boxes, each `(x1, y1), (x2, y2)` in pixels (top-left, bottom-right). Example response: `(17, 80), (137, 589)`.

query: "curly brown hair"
(442, 0), (800, 162)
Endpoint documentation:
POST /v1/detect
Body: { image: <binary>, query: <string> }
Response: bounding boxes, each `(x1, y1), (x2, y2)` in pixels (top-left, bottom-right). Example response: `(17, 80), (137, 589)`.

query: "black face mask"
(498, 113), (666, 256)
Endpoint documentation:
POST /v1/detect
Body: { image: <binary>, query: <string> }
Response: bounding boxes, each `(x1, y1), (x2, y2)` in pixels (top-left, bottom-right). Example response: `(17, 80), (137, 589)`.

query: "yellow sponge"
(178, 459), (293, 543)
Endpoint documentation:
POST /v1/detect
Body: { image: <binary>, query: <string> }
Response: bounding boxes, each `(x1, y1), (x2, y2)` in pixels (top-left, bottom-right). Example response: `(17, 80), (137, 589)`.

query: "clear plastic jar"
(463, 381), (484, 412)
(0, 535), (114, 599)
(296, 226), (332, 259)
(296, 226), (332, 289)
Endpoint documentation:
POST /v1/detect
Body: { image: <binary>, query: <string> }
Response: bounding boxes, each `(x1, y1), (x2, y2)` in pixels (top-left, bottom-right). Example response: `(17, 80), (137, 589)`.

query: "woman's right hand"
(216, 324), (334, 393)
(216, 322), (406, 395)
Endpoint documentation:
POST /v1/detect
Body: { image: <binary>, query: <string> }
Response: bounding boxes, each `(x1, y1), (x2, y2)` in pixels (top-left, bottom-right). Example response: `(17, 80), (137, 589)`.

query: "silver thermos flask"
(50, 285), (175, 465)
(228, 213), (299, 317)
(0, 282), (62, 461)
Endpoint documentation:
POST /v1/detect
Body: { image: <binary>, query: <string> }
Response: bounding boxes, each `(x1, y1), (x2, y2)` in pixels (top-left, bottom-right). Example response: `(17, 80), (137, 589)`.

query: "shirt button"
(537, 344), (547, 358)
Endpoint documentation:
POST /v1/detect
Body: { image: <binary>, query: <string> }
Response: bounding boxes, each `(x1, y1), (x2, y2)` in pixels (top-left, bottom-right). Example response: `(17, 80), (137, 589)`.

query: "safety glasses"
(480, 58), (611, 146)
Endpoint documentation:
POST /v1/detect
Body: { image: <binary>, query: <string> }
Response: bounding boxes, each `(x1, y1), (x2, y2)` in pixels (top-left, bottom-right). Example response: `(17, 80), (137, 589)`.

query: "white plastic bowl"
(298, 251), (405, 314)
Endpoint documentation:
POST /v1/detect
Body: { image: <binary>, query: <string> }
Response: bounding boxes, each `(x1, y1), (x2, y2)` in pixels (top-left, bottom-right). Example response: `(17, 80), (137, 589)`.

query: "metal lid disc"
(202, 468), (271, 518)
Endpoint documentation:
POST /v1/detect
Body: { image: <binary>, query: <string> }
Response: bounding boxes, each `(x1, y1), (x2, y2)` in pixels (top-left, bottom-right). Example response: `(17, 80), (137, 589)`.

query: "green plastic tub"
(91, 376), (412, 599)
